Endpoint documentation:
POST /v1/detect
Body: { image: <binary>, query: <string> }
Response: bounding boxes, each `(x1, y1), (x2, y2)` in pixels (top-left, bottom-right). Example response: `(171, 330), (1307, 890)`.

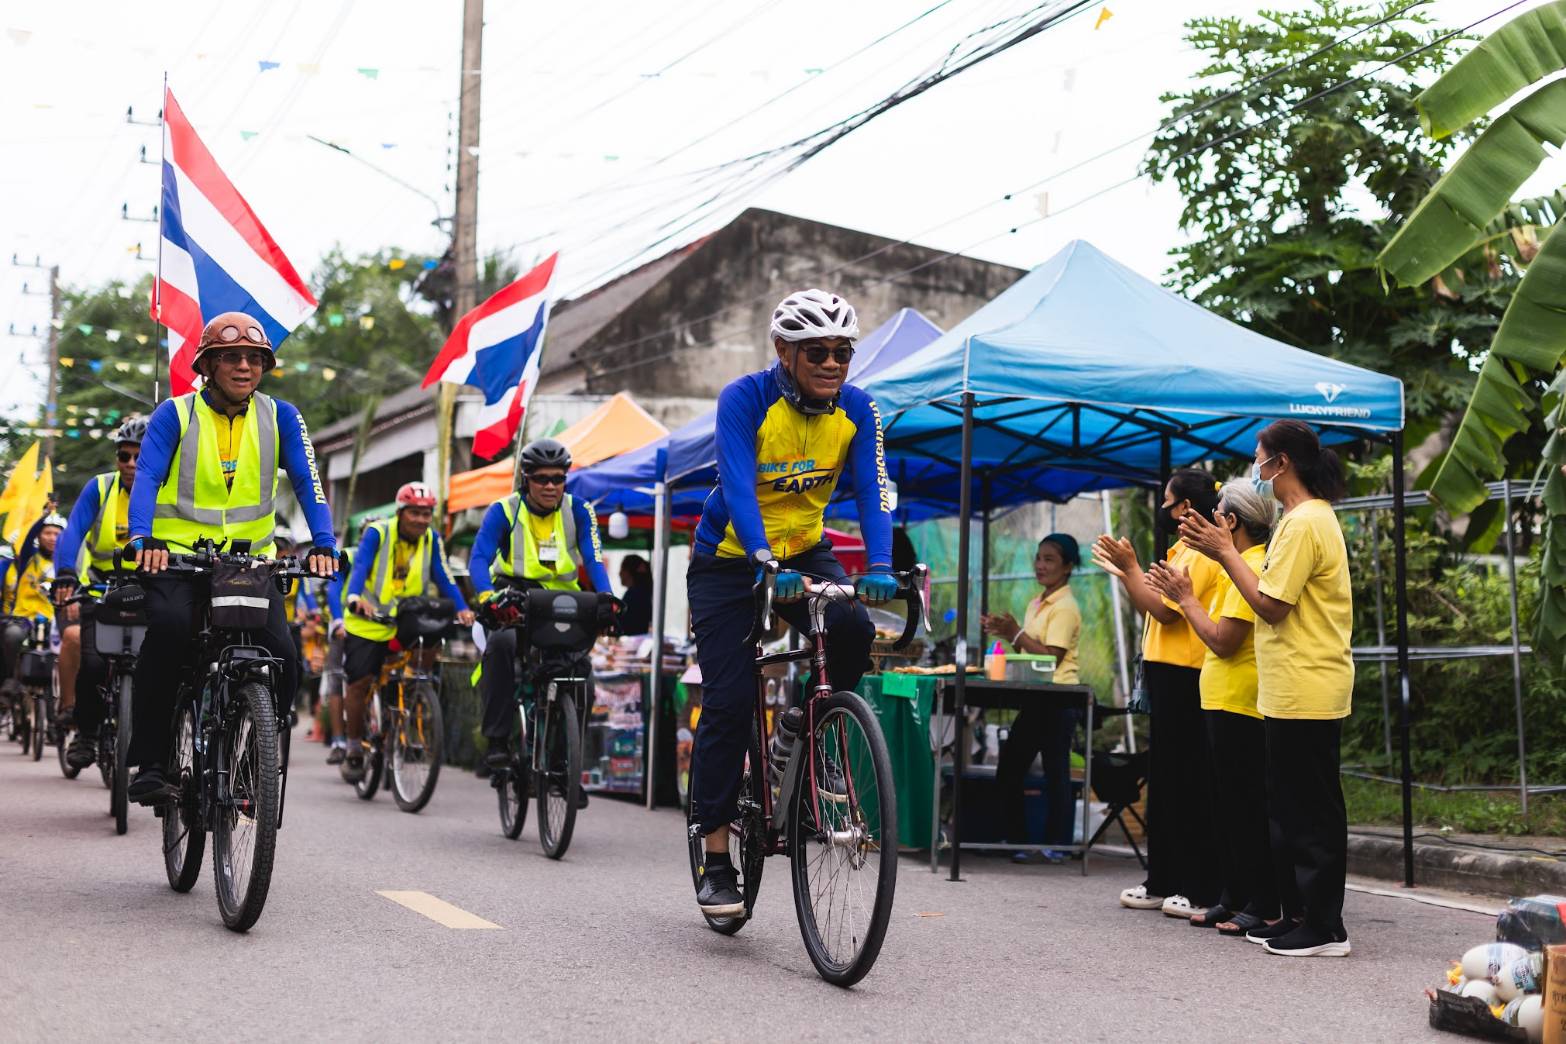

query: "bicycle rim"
(390, 682), (442, 814)
(498, 707), (528, 839)
(212, 682), (279, 932)
(30, 695), (45, 761)
(536, 690), (580, 860)
(113, 682), (131, 835)
(355, 698), (383, 800)
(789, 692), (898, 987)
(163, 705), (205, 892)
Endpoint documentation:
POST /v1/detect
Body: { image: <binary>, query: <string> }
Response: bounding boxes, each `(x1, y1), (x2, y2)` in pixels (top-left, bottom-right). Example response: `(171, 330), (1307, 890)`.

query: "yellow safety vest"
(152, 392), (281, 555)
(345, 518), (432, 643)
(492, 493), (579, 590)
(5, 553), (54, 619)
(77, 471), (128, 576)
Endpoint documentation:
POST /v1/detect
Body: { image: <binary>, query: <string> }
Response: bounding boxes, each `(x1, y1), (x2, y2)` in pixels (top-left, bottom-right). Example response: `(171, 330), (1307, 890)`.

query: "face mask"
(1251, 455), (1277, 498)
(1158, 506), (1185, 535)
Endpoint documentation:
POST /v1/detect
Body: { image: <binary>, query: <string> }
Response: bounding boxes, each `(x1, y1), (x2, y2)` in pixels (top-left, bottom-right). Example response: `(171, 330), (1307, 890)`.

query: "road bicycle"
(350, 598), (452, 813)
(149, 542), (312, 932)
(481, 587), (612, 860)
(686, 562), (926, 987)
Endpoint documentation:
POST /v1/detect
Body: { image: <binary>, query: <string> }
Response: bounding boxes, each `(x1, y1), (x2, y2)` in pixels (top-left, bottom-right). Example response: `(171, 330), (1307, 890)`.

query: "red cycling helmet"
(396, 481), (437, 509)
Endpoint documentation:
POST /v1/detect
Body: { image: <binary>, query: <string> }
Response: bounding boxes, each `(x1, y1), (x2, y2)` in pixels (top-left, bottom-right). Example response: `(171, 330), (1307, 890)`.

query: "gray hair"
(1217, 479), (1277, 544)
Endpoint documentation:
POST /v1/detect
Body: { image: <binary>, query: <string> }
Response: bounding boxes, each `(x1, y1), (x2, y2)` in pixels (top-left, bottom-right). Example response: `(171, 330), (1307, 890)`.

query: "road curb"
(1348, 831), (1566, 896)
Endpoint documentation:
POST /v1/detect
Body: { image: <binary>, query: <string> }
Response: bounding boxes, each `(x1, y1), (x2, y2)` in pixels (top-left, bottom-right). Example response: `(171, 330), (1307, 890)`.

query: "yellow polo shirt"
(1143, 540), (1224, 669)
(1021, 584), (1081, 684)
(1255, 499), (1355, 720)
(1199, 543), (1267, 719)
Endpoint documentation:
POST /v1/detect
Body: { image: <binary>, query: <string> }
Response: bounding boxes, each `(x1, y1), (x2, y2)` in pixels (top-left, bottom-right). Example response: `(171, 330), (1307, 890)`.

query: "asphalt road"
(0, 726), (1498, 1042)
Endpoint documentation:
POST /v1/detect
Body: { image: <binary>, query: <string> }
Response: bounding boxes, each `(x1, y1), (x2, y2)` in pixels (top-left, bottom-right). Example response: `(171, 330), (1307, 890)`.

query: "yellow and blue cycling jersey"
(693, 365), (893, 565)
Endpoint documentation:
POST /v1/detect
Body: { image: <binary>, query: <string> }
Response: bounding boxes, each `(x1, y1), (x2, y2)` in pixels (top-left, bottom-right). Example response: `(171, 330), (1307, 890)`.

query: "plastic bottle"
(768, 706), (804, 803)
(1497, 895), (1566, 952)
(1496, 952), (1544, 1001)
(1461, 942), (1528, 985)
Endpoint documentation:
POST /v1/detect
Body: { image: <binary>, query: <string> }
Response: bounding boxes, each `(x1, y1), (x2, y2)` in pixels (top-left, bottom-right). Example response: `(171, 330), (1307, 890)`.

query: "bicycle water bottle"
(768, 706), (803, 804)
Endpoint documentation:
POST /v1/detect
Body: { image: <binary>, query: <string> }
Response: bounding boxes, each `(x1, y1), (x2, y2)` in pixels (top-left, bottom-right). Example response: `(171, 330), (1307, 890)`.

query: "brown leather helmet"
(191, 311), (275, 377)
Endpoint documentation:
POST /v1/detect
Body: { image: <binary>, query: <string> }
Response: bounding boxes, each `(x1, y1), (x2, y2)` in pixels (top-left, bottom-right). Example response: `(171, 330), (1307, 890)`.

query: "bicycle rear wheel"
(57, 727), (79, 778)
(498, 707), (528, 839)
(212, 681), (280, 932)
(112, 679), (131, 836)
(789, 691), (898, 987)
(389, 680), (443, 814)
(31, 693), (46, 762)
(163, 704), (205, 892)
(354, 695), (383, 800)
(535, 688), (581, 860)
(686, 741), (766, 936)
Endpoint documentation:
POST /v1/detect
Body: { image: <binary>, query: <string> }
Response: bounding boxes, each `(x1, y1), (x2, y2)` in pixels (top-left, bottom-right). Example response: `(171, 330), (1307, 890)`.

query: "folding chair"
(1083, 749), (1149, 869)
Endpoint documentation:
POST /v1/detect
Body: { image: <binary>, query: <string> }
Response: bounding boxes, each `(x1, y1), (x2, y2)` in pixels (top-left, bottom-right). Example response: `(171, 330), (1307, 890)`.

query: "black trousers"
(129, 576), (296, 769)
(687, 543), (873, 836)
(481, 627), (520, 741)
(1143, 661), (1220, 905)
(996, 705), (1081, 847)
(71, 616), (109, 734)
(1206, 709), (1277, 918)
(1265, 716), (1347, 934)
(0, 618), (26, 687)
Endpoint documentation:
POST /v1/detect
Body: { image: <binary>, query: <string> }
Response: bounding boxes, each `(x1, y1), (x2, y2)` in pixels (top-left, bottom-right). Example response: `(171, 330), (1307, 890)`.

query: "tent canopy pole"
(1392, 432), (1414, 886)
(645, 451), (672, 812)
(950, 391), (975, 883)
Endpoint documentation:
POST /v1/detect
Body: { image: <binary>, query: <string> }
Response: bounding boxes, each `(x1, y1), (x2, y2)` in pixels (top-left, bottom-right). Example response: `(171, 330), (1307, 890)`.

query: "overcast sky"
(1, 0), (1557, 419)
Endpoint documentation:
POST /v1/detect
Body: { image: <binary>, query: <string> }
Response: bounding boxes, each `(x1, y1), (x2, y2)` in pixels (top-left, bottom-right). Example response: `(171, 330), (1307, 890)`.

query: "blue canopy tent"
(566, 307), (944, 808)
(859, 239), (1413, 882)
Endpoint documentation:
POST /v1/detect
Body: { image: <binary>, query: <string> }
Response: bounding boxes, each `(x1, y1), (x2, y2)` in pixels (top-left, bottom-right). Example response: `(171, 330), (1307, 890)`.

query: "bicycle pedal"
(153, 804), (166, 819)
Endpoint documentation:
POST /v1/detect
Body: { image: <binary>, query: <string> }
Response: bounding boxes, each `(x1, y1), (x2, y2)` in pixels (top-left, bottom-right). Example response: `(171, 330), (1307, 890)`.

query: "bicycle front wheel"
(535, 688), (581, 860)
(389, 681), (443, 814)
(498, 706), (528, 839)
(163, 704), (205, 892)
(211, 681), (280, 932)
(31, 693), (46, 762)
(112, 680), (132, 835)
(788, 691), (898, 988)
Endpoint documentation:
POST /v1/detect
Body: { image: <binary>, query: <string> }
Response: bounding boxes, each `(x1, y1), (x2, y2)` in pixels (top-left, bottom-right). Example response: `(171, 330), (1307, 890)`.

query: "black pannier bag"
(210, 560), (274, 631)
(94, 583), (149, 657)
(395, 596), (455, 646)
(525, 590), (600, 651)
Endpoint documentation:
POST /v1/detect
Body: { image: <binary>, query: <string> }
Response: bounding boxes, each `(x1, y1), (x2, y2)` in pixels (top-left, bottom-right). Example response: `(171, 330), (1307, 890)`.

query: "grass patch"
(1343, 776), (1566, 838)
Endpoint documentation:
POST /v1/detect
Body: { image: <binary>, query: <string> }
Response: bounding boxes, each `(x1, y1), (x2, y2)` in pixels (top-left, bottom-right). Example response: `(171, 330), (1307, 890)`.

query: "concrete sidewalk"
(1349, 824), (1566, 897)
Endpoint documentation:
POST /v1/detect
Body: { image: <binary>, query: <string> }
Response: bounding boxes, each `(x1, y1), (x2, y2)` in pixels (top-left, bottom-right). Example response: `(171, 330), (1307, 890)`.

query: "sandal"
(1218, 912), (1269, 937)
(1161, 895), (1196, 919)
(1190, 905), (1233, 928)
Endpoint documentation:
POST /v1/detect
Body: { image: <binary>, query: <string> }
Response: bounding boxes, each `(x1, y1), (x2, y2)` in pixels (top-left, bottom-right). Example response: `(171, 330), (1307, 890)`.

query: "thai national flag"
(422, 254), (558, 461)
(153, 87), (316, 395)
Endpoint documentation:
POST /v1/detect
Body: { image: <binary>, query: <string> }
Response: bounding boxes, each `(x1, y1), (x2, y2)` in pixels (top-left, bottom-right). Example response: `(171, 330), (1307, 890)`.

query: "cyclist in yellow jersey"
(51, 418), (145, 767)
(1, 513), (64, 703)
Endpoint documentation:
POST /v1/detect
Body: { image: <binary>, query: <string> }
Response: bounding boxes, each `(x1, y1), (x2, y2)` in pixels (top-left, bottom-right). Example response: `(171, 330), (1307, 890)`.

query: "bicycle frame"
(376, 637), (440, 754)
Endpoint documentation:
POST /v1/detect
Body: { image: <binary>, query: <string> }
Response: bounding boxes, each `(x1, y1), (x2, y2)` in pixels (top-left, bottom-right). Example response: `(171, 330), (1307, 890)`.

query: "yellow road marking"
(376, 890), (501, 930)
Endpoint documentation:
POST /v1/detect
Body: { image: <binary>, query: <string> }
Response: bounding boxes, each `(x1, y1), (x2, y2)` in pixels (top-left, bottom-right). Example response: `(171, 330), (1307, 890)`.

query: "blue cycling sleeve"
(127, 398), (182, 539)
(55, 476), (105, 577)
(325, 569), (345, 622)
(469, 501), (510, 596)
(275, 400), (335, 551)
(346, 526), (379, 600)
(573, 497), (613, 592)
(428, 531), (467, 611)
(842, 387), (894, 569)
(714, 376), (770, 560)
(299, 585), (319, 612)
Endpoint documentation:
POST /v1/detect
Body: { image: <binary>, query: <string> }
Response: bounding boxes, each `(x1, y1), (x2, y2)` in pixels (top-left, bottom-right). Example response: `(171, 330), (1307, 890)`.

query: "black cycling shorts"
(343, 633), (391, 684)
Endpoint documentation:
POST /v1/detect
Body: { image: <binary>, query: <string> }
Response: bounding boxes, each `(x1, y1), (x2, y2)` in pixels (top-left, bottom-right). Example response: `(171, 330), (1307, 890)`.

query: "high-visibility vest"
(492, 493), (579, 590)
(77, 471), (128, 576)
(345, 518), (431, 643)
(151, 392), (281, 555)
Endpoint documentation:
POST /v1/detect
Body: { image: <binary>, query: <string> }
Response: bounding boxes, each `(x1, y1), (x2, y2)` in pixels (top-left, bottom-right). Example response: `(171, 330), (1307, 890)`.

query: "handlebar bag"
(19, 647), (53, 685)
(94, 583), (149, 657)
(525, 589), (600, 651)
(210, 561), (274, 631)
(396, 596), (455, 645)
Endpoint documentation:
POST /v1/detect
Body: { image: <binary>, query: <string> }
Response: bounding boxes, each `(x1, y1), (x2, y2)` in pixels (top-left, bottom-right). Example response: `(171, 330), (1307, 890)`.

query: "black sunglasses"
(117, 450), (139, 463)
(527, 473), (567, 486)
(798, 344), (854, 366)
(212, 349), (268, 369)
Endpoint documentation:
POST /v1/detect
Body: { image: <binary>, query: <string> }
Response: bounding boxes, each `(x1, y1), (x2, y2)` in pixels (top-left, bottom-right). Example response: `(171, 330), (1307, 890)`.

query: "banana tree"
(1377, 0), (1566, 663)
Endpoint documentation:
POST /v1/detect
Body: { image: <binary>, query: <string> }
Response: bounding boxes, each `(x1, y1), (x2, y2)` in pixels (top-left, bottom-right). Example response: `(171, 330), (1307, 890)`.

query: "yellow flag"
(1094, 5), (1113, 29)
(4, 456), (53, 546)
(0, 441), (41, 541)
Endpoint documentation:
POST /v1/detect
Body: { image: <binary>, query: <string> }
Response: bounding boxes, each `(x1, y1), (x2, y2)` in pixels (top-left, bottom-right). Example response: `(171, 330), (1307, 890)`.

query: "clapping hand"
(979, 610), (1020, 638)
(1177, 509), (1235, 561)
(1091, 535), (1139, 578)
(1145, 561), (1193, 604)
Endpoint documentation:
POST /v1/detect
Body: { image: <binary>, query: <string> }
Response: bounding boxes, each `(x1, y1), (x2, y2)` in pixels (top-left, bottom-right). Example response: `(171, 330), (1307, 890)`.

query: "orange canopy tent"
(447, 392), (669, 514)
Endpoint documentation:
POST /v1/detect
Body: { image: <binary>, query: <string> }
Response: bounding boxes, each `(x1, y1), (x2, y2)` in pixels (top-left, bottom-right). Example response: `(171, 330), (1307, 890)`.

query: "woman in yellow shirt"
(1179, 420), (1353, 959)
(1148, 480), (1277, 937)
(1093, 469), (1225, 918)
(981, 533), (1082, 863)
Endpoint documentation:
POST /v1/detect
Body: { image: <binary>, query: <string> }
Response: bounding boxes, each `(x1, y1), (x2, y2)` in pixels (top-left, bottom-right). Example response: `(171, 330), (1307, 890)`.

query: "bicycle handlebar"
(744, 562), (929, 648)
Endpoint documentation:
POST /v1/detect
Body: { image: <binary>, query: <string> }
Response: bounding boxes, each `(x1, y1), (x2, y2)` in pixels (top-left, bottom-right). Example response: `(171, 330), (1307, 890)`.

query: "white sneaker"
(1119, 885), (1165, 910)
(1161, 895), (1196, 919)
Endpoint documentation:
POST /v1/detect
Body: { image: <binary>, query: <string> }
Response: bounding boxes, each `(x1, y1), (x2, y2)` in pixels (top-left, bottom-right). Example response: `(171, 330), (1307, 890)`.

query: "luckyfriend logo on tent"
(1288, 380), (1371, 419)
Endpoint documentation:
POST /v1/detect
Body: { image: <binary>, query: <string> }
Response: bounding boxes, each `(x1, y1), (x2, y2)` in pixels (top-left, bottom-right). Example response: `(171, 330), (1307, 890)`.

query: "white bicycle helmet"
(769, 289), (860, 343)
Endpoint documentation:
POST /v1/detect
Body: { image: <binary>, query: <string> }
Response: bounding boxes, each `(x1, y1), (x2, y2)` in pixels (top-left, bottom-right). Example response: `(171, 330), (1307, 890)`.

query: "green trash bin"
(855, 673), (935, 851)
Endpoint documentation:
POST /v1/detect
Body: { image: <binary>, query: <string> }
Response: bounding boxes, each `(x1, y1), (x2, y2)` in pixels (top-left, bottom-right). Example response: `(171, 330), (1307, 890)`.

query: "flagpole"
(152, 72), (167, 405)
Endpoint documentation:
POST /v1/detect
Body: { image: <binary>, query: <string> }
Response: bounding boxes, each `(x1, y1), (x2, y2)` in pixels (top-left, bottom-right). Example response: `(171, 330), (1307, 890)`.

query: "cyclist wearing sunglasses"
(50, 417), (146, 767)
(688, 288), (896, 916)
(121, 311), (339, 802)
(469, 437), (612, 768)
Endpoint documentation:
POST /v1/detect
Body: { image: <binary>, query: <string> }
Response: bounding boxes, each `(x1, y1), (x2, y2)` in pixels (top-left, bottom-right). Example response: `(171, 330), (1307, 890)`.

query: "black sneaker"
(66, 734), (97, 769)
(484, 747), (511, 771)
(1245, 917), (1302, 945)
(576, 788), (590, 810)
(696, 862), (745, 917)
(326, 746), (345, 766)
(1263, 923), (1351, 958)
(128, 766), (172, 804)
(340, 750), (366, 783)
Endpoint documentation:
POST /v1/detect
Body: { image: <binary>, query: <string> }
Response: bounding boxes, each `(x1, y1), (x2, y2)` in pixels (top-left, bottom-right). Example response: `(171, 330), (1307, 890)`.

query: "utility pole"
(13, 256), (61, 461)
(437, 0), (483, 521)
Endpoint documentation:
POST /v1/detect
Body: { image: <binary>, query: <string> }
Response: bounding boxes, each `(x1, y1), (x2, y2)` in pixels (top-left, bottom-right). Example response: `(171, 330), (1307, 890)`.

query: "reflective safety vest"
(78, 471), (128, 576)
(345, 518), (432, 643)
(492, 493), (579, 591)
(152, 392), (281, 555)
(5, 553), (54, 619)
